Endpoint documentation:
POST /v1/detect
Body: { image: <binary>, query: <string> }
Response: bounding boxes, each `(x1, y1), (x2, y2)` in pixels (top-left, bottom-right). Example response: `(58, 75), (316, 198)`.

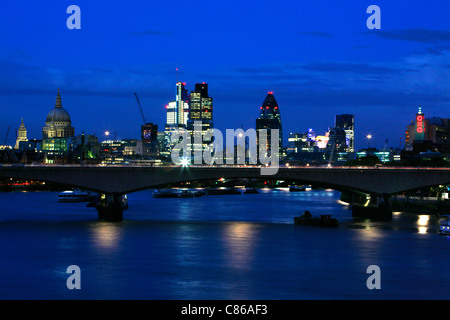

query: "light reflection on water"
(417, 215), (430, 235)
(222, 222), (259, 271)
(89, 222), (123, 249)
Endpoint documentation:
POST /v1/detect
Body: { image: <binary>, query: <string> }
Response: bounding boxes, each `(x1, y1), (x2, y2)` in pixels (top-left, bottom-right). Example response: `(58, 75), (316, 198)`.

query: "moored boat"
(294, 211), (338, 227)
(58, 189), (92, 202)
(289, 185), (306, 192)
(178, 190), (202, 198)
(152, 189), (179, 198)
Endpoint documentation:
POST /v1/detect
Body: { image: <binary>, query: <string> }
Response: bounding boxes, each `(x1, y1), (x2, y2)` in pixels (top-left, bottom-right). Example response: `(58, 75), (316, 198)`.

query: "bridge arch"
(121, 173), (361, 195)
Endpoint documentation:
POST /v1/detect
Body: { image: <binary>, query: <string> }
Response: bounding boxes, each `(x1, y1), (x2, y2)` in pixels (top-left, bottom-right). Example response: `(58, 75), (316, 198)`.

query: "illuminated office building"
(335, 114), (354, 152)
(187, 83), (213, 153)
(141, 122), (158, 156)
(326, 127), (347, 152)
(142, 123), (158, 142)
(165, 101), (177, 126)
(175, 82), (190, 128)
(188, 83), (213, 126)
(164, 82), (190, 153)
(405, 106), (450, 153)
(256, 92), (283, 156)
(287, 130), (316, 154)
(165, 82), (190, 128)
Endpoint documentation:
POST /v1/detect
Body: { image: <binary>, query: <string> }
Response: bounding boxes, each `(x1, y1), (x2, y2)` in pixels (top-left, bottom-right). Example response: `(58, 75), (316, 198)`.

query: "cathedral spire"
(15, 117), (28, 149)
(55, 88), (62, 108)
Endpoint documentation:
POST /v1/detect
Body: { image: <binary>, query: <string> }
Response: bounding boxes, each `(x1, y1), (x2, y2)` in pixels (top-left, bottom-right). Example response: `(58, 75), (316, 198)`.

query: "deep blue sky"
(0, 0), (449, 149)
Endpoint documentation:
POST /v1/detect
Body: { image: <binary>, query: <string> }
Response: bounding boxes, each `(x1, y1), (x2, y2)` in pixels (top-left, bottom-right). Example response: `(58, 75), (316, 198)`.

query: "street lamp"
(181, 157), (190, 167)
(366, 134), (372, 149)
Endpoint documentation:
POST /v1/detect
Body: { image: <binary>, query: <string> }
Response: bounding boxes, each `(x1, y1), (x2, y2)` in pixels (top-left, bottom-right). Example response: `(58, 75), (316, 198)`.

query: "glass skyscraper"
(187, 83), (213, 154)
(335, 114), (355, 152)
(164, 82), (190, 154)
(188, 83), (213, 126)
(256, 92), (283, 156)
(176, 82), (190, 128)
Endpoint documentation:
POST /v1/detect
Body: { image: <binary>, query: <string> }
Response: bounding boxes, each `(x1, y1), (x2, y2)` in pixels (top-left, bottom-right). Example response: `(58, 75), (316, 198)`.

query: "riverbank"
(0, 181), (67, 192)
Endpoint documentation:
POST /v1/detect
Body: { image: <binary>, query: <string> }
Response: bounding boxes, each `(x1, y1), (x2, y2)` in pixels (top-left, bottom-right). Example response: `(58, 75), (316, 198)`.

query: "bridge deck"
(1, 165), (449, 195)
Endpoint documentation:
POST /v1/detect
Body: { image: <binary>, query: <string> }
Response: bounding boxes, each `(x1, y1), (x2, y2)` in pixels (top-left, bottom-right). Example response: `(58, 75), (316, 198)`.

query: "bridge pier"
(96, 193), (124, 222)
(351, 193), (392, 220)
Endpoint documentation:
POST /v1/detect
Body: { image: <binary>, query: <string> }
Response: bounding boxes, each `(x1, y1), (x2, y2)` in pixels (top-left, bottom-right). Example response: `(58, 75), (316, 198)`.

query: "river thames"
(0, 188), (448, 299)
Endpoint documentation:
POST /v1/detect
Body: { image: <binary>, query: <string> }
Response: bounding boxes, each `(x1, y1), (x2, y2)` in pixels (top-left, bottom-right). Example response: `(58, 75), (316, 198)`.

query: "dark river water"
(0, 188), (448, 299)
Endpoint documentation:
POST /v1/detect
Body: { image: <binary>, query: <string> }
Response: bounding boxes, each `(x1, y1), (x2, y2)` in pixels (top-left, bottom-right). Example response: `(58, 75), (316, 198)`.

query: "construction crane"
(3, 126), (10, 146)
(134, 92), (147, 124)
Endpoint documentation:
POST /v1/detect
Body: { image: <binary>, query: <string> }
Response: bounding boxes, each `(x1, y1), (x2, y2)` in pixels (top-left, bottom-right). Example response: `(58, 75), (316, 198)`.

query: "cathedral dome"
(42, 89), (75, 140)
(45, 89), (71, 123)
(46, 107), (71, 123)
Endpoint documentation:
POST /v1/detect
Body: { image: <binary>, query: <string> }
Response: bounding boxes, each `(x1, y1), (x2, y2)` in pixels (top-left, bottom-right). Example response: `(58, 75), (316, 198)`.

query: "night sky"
(0, 0), (449, 150)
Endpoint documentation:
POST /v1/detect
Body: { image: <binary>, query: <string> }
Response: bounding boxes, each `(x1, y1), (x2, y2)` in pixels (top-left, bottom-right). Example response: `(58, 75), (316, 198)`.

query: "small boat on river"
(178, 190), (202, 198)
(58, 189), (92, 202)
(153, 189), (179, 198)
(294, 211), (339, 228)
(289, 185), (306, 192)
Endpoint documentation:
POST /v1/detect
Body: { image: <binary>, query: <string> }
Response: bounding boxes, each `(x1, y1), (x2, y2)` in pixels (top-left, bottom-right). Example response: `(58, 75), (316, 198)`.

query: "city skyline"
(1, 85), (446, 152)
(0, 0), (449, 150)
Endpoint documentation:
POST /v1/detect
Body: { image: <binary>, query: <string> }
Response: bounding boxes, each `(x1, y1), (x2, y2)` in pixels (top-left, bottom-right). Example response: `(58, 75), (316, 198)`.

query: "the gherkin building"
(256, 92), (283, 156)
